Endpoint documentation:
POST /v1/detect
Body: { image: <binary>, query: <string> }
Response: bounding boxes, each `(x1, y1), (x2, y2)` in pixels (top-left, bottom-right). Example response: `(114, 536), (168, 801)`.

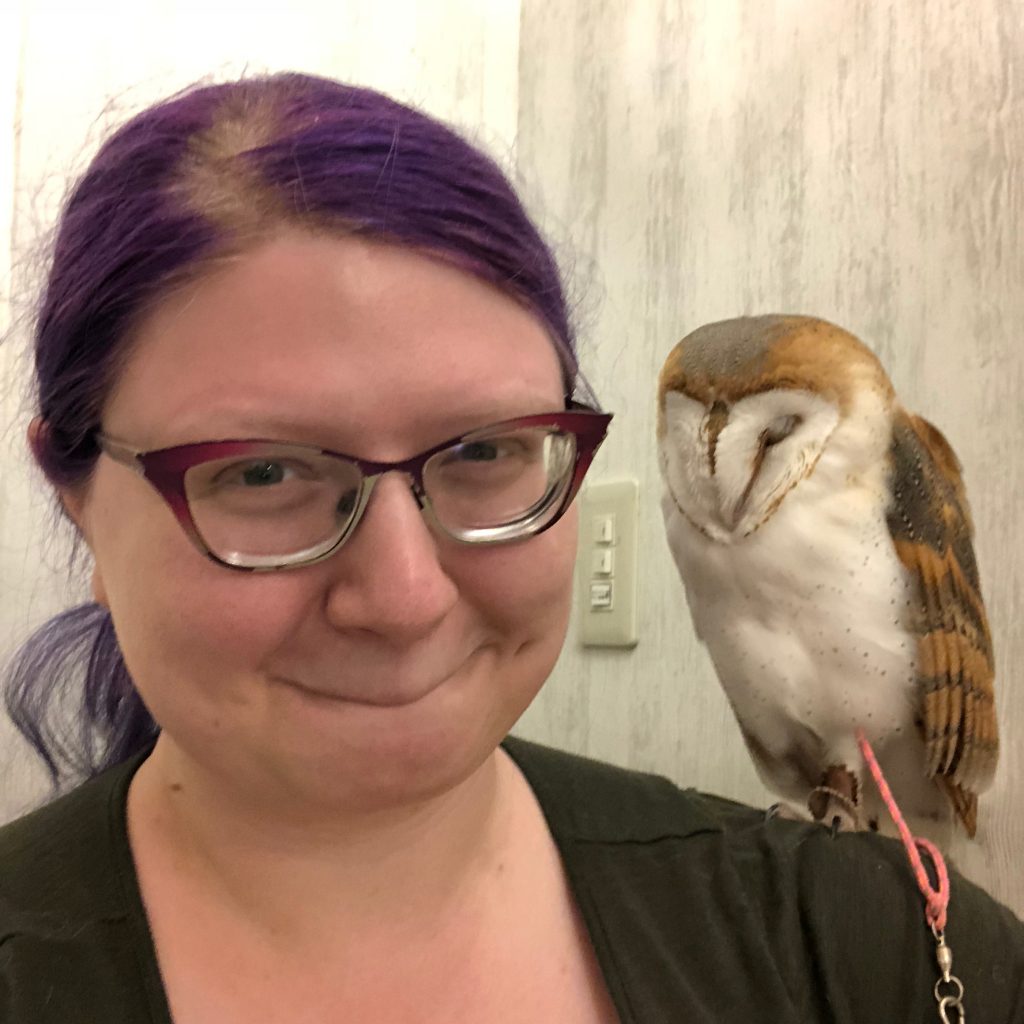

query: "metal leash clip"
(933, 927), (966, 1023)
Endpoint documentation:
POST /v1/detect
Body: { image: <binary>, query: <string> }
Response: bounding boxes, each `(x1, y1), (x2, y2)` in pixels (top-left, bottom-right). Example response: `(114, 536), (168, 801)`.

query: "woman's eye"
(429, 433), (547, 487)
(458, 441), (502, 462)
(337, 488), (359, 516)
(240, 461), (288, 486)
(213, 459), (311, 489)
(446, 437), (536, 467)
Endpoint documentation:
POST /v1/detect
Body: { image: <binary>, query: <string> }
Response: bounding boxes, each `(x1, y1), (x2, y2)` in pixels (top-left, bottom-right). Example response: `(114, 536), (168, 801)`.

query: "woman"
(2, 73), (1021, 1023)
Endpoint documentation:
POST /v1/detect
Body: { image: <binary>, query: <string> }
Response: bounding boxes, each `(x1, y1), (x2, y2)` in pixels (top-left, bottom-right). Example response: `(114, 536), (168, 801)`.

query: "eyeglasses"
(95, 405), (612, 571)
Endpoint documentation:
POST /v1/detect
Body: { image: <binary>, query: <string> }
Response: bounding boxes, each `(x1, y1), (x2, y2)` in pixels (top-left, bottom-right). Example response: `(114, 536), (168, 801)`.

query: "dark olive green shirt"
(1, 736), (1022, 1022)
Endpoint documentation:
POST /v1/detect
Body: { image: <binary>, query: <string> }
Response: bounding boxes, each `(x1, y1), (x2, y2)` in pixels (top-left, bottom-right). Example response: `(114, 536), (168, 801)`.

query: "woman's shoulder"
(0, 754), (141, 929)
(503, 732), (781, 842)
(503, 734), (1024, 1020)
(502, 733), (1023, 927)
(0, 754), (160, 1023)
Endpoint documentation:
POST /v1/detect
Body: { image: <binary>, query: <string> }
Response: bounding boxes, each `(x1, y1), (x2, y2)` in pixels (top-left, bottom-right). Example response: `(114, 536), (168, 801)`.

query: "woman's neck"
(126, 733), (520, 955)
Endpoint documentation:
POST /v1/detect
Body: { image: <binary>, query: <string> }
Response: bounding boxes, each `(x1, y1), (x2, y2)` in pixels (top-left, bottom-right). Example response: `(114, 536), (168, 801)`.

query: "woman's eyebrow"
(158, 396), (563, 445)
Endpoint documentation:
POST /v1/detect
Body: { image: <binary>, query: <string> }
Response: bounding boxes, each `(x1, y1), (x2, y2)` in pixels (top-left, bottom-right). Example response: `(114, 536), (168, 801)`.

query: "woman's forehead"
(104, 233), (565, 446)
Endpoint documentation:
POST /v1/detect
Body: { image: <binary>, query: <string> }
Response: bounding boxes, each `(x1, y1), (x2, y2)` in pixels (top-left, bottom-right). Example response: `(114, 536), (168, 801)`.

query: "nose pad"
(323, 470), (459, 639)
(325, 470), (437, 563)
(341, 471), (443, 555)
(352, 471), (428, 523)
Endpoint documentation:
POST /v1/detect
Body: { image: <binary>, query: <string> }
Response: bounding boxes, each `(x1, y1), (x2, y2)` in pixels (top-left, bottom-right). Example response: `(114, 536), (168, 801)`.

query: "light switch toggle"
(594, 515), (615, 545)
(592, 549), (613, 576)
(589, 581), (613, 609)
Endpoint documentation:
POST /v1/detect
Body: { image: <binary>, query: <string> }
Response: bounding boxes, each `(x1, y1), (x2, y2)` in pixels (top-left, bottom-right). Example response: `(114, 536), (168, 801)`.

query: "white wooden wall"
(514, 0), (1024, 917)
(3, 1), (1021, 917)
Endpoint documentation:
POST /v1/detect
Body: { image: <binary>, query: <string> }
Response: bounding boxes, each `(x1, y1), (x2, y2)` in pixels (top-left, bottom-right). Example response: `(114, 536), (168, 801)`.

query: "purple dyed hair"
(5, 72), (580, 789)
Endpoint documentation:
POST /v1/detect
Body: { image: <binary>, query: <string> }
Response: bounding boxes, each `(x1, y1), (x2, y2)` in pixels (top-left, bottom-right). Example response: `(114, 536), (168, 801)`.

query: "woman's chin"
(247, 659), (521, 814)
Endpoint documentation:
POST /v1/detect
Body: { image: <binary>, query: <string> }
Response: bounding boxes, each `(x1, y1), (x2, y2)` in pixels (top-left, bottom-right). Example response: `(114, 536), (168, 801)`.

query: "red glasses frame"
(96, 404), (613, 571)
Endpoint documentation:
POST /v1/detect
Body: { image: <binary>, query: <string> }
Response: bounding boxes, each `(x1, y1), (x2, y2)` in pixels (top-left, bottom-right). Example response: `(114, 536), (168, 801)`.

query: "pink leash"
(856, 727), (949, 931)
(856, 729), (966, 1021)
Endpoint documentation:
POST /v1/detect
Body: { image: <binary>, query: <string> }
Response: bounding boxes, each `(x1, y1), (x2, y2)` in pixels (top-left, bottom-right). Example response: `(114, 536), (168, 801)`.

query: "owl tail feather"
(937, 777), (978, 839)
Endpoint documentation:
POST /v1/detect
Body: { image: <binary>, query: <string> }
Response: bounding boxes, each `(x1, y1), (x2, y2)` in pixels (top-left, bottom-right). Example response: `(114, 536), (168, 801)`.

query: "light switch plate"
(579, 478), (639, 647)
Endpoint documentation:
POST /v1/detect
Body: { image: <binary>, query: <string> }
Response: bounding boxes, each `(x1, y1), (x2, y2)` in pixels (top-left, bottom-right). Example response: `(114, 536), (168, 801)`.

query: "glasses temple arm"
(95, 434), (146, 473)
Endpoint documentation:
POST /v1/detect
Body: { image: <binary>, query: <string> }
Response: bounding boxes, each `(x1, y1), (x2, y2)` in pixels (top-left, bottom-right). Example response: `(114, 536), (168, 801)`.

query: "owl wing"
(886, 409), (997, 836)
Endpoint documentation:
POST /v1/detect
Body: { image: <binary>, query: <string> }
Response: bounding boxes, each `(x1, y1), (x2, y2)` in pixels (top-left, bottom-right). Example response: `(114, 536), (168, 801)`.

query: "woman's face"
(73, 232), (578, 812)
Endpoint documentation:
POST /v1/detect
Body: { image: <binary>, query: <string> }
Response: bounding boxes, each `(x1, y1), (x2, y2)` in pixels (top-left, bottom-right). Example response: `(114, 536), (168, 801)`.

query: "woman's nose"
(322, 473), (459, 641)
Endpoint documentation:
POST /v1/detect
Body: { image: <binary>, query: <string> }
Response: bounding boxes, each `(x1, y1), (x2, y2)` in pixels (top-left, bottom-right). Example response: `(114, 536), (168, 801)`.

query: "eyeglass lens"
(182, 426), (578, 566)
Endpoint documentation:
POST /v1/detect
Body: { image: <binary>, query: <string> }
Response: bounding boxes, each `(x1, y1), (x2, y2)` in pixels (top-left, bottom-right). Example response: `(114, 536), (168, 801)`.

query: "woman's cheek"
(465, 509), (578, 626)
(110, 542), (308, 684)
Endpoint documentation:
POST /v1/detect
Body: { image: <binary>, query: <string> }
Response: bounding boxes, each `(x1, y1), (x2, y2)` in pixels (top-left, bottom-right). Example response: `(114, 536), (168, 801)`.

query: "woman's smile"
(270, 645), (492, 709)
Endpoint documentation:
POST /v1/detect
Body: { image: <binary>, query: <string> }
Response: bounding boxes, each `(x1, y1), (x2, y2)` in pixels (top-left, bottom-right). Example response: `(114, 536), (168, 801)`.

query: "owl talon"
(808, 787), (862, 830)
(808, 765), (864, 831)
(763, 801), (811, 824)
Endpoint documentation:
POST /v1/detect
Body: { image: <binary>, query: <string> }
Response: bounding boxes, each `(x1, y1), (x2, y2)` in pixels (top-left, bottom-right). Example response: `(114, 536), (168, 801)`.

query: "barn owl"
(657, 315), (997, 837)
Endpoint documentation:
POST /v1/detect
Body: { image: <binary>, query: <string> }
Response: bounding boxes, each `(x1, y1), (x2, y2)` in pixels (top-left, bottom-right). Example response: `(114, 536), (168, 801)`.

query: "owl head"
(657, 315), (896, 542)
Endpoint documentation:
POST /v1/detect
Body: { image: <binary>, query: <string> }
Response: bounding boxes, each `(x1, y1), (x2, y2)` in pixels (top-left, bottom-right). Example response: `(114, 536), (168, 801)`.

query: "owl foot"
(811, 790), (861, 833)
(808, 765), (864, 834)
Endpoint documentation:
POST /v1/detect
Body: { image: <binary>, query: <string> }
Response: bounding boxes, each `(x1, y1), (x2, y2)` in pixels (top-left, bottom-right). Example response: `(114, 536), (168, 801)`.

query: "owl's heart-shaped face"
(659, 388), (839, 540)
